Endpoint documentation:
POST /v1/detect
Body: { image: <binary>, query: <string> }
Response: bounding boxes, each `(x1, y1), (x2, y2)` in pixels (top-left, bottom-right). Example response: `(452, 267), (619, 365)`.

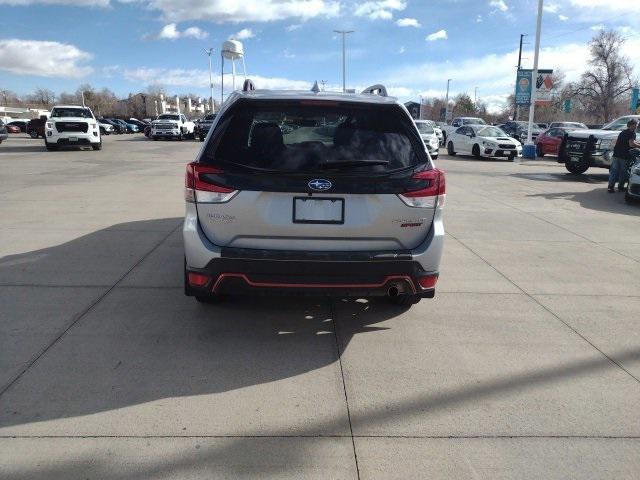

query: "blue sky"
(0, 0), (636, 112)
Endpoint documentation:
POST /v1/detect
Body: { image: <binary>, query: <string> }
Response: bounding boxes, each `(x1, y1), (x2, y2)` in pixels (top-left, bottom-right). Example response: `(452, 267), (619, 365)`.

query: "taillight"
(187, 272), (210, 287)
(417, 274), (438, 289)
(398, 168), (446, 208)
(185, 162), (238, 203)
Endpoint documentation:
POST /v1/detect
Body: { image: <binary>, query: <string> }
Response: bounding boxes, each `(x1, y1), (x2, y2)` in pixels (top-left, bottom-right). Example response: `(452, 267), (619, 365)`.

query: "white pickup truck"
(44, 105), (102, 151)
(151, 113), (195, 140)
(441, 117), (488, 145)
(560, 115), (640, 174)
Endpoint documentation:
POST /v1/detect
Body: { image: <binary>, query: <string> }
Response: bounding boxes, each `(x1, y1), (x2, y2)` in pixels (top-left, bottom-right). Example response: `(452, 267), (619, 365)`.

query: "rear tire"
(29, 130), (39, 139)
(389, 295), (421, 306)
(447, 141), (456, 156)
(536, 144), (544, 157)
(92, 141), (102, 151)
(472, 144), (481, 159)
(626, 192), (636, 204)
(45, 142), (57, 151)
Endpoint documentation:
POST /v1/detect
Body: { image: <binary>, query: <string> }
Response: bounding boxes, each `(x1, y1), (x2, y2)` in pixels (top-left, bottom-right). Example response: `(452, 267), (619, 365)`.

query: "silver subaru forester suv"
(183, 82), (445, 306)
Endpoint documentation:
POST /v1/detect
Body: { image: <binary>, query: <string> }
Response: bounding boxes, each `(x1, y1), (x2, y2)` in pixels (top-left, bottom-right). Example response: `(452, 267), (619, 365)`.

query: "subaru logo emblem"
(308, 179), (332, 191)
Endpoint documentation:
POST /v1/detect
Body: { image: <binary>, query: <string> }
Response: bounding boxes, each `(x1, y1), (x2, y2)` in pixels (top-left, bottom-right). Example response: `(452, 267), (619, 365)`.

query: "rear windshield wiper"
(221, 161), (281, 174)
(320, 160), (389, 170)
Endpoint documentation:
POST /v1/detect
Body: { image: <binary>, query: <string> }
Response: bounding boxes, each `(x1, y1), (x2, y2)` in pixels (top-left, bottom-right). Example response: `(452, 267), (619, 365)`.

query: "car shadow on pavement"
(512, 171), (610, 184)
(446, 155), (513, 163)
(0, 144), (47, 153)
(0, 218), (407, 430)
(525, 189), (639, 216)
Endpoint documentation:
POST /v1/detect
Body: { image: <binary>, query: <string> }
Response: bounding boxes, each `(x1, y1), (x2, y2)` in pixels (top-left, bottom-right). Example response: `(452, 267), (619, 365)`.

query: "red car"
(6, 124), (21, 134)
(536, 127), (576, 157)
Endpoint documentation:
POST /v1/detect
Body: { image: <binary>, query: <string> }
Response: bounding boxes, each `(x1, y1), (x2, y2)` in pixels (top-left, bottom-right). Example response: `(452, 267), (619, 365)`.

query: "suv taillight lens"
(398, 168), (446, 208)
(185, 162), (238, 203)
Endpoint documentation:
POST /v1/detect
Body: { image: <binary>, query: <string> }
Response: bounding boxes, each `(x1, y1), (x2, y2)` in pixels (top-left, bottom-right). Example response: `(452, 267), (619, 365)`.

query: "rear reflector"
(187, 272), (210, 287)
(398, 168), (446, 208)
(185, 162), (238, 203)
(417, 275), (438, 289)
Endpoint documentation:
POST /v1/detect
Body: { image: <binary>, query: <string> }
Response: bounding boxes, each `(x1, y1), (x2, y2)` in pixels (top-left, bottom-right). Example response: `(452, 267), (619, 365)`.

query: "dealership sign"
(515, 69), (554, 106)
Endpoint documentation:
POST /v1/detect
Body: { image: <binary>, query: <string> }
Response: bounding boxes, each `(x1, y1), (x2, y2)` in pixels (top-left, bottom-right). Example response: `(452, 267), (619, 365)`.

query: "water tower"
(221, 40), (247, 103)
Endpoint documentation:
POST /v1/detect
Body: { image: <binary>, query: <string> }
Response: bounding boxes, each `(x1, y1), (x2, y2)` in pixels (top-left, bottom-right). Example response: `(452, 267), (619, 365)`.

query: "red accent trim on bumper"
(211, 273), (417, 294)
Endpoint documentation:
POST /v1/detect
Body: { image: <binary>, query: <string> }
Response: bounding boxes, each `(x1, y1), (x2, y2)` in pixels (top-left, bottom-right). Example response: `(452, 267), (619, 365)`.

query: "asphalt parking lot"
(1, 134), (640, 479)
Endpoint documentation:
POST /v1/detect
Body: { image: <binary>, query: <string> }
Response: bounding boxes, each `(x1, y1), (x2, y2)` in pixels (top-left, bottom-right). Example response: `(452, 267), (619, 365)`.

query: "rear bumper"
(183, 203), (444, 298)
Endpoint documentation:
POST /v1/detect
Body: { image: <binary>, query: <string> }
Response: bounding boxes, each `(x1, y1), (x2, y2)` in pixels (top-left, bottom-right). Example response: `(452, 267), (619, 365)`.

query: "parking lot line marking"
(329, 299), (361, 480)
(0, 223), (182, 398)
(447, 230), (640, 385)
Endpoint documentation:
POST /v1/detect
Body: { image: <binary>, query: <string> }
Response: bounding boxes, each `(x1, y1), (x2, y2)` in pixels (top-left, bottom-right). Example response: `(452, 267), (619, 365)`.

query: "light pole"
(444, 79), (451, 122)
(526, 0), (544, 149)
(333, 30), (354, 92)
(203, 48), (215, 113)
(474, 87), (478, 106)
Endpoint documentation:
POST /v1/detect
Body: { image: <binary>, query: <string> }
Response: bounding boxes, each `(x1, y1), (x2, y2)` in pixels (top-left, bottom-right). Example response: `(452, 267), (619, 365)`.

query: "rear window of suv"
(202, 100), (426, 173)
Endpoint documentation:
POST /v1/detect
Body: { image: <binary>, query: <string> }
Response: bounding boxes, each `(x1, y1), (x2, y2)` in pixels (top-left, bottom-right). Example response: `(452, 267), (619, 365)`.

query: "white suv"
(45, 105), (101, 151)
(183, 82), (445, 307)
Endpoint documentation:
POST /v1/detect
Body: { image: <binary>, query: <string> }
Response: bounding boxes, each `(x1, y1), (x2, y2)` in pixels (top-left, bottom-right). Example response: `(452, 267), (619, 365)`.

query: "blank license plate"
(293, 197), (344, 224)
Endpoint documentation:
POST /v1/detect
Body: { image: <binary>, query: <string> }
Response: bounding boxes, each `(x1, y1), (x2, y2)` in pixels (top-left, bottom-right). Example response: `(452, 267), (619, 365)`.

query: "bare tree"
(570, 30), (634, 122)
(0, 89), (20, 106)
(25, 88), (56, 107)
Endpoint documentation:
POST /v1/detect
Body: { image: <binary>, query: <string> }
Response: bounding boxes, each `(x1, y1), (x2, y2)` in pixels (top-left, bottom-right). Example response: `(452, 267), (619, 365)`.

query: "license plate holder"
(293, 197), (344, 224)
(569, 156), (581, 163)
(69, 137), (78, 142)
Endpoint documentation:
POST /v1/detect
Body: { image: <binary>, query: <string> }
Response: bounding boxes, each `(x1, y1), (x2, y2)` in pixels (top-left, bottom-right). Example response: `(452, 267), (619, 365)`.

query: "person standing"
(609, 119), (640, 193)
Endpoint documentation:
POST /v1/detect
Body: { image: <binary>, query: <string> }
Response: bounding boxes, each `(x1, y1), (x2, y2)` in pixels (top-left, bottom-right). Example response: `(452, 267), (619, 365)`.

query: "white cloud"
(286, 24), (302, 31)
(0, 39), (93, 78)
(142, 0), (340, 23)
(558, 14), (568, 21)
(395, 17), (420, 27)
(567, 0), (635, 12)
(0, 0), (108, 5)
(229, 28), (255, 40)
(354, 0), (406, 20)
(489, 0), (508, 12)
(385, 34), (640, 113)
(398, 46), (405, 54)
(426, 29), (447, 41)
(156, 23), (208, 40)
(543, 3), (559, 13)
(476, 15), (483, 22)
(183, 27), (208, 39)
(123, 67), (311, 91)
(590, 24), (605, 30)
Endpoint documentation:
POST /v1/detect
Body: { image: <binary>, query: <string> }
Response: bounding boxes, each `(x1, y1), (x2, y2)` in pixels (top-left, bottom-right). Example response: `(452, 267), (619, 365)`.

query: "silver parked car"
(183, 82), (445, 306)
(415, 120), (440, 159)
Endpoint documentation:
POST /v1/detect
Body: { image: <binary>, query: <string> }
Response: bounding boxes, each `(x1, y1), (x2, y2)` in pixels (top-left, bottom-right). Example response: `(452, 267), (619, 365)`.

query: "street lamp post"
(526, 0), (544, 147)
(203, 48), (215, 113)
(333, 30), (354, 93)
(444, 79), (451, 122)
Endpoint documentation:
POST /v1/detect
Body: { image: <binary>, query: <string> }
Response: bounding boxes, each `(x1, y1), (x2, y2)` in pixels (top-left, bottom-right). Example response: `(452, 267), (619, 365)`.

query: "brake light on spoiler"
(398, 168), (446, 208)
(185, 162), (238, 203)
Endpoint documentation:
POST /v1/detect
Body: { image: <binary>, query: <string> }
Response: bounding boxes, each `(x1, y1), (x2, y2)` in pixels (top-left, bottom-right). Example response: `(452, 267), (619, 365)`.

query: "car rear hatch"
(187, 98), (443, 252)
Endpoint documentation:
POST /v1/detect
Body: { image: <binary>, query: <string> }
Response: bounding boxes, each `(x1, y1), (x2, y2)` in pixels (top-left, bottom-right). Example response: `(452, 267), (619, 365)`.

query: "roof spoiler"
(361, 84), (388, 97)
(242, 79), (255, 92)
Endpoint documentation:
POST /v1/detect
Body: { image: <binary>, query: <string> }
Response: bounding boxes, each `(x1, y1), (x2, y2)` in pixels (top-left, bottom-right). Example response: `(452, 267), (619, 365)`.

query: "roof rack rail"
(242, 79), (255, 92)
(361, 84), (388, 97)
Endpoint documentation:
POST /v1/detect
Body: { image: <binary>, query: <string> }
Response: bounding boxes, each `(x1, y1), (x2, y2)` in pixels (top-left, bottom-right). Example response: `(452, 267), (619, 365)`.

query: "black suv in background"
(195, 113), (217, 141)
